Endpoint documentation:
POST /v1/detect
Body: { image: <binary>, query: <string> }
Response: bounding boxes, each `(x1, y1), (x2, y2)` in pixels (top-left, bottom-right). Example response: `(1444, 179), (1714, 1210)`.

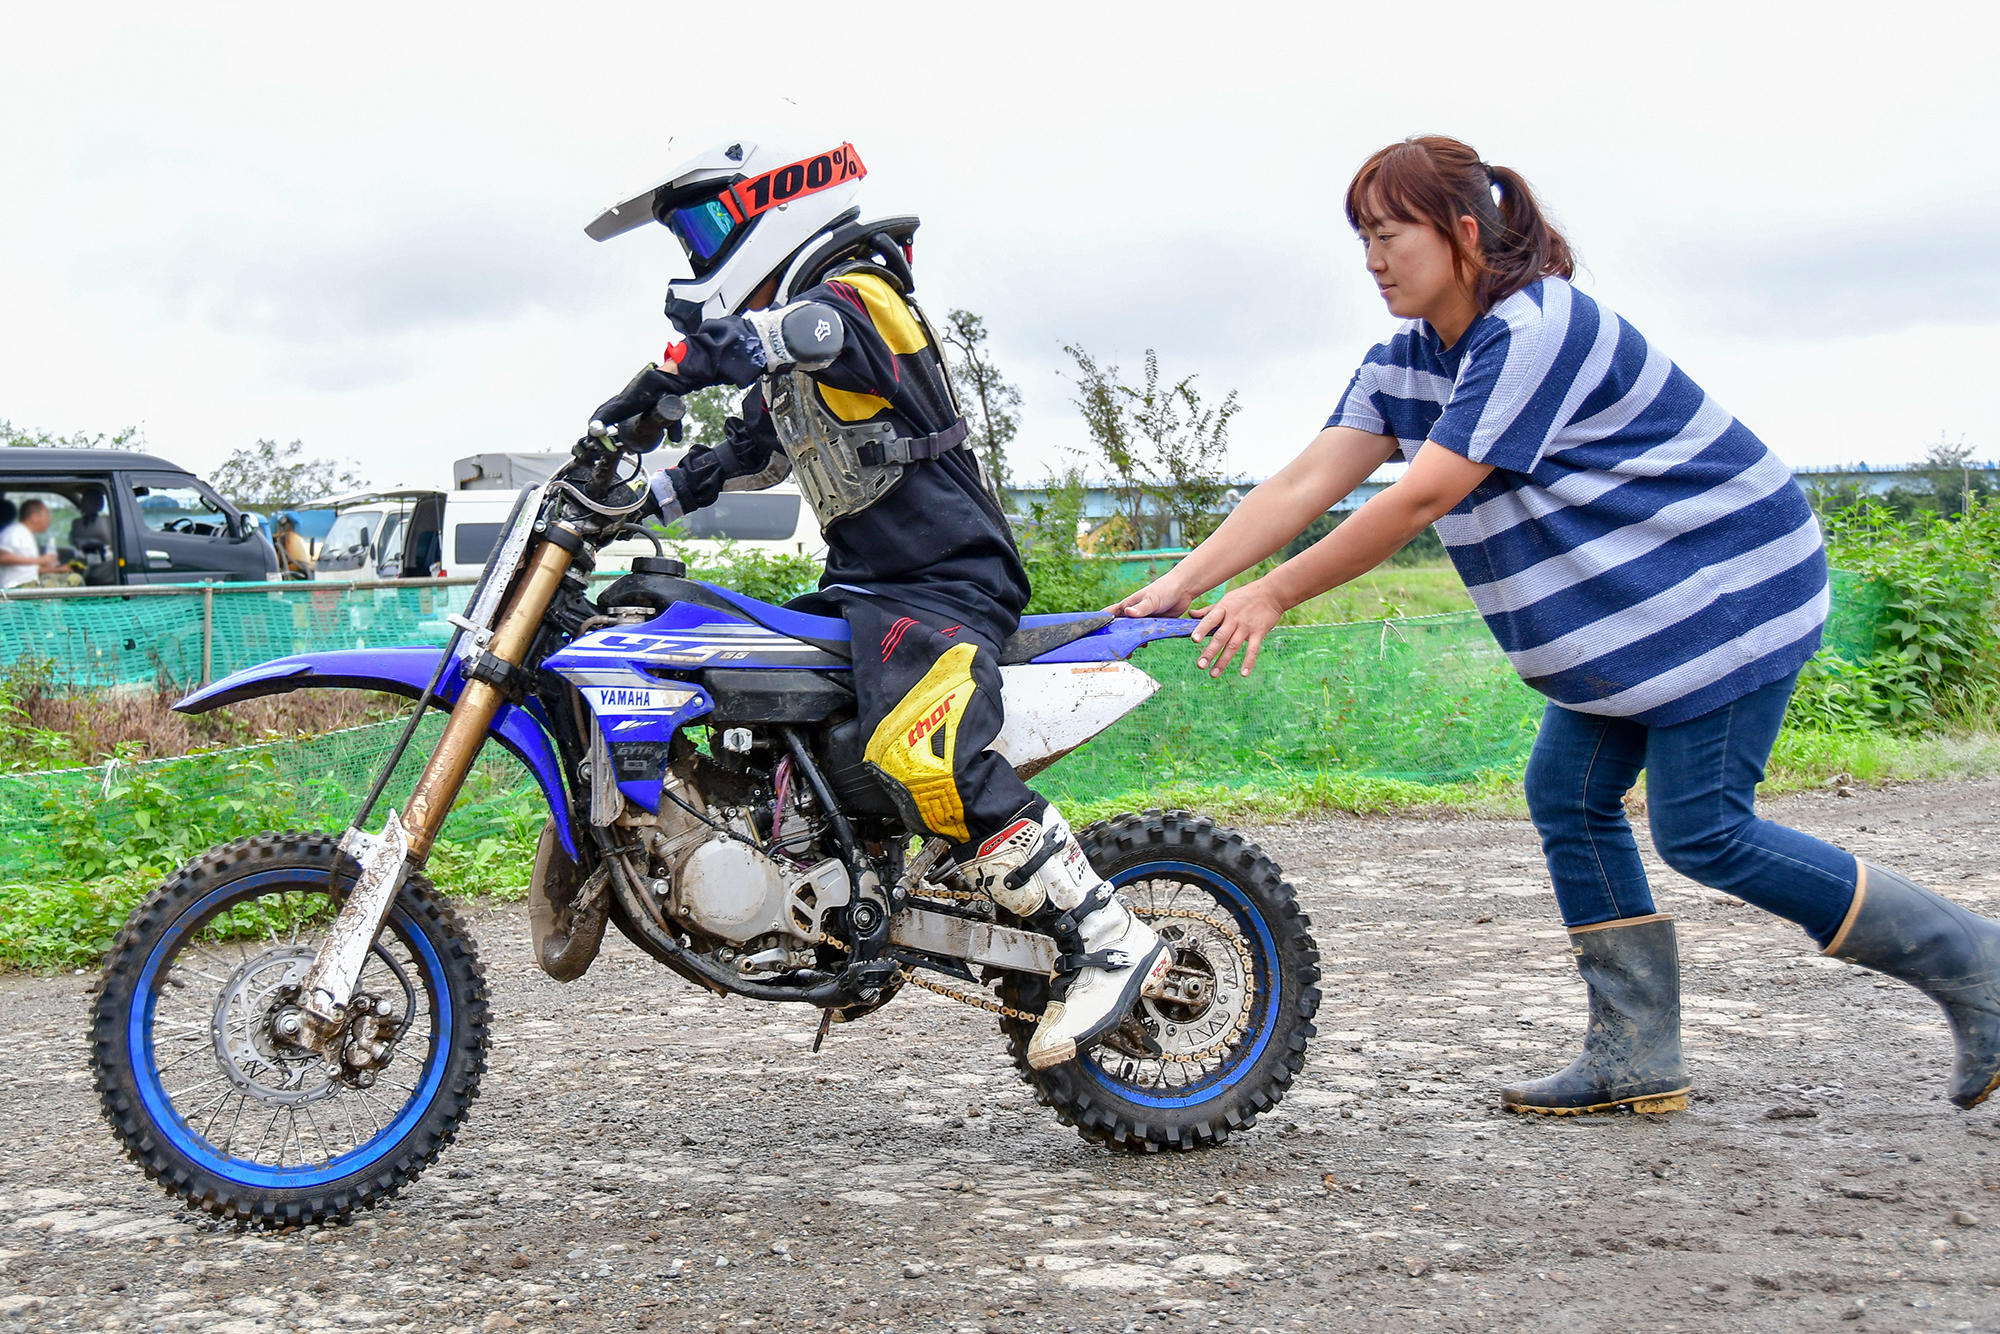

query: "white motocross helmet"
(586, 139), (868, 332)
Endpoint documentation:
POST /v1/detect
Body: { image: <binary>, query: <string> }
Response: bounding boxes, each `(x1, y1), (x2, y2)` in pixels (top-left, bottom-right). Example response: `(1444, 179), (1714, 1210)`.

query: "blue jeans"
(1523, 672), (1858, 944)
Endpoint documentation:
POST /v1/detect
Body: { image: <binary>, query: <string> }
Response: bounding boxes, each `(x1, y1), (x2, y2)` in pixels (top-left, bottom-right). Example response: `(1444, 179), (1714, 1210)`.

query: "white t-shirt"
(0, 521), (42, 589)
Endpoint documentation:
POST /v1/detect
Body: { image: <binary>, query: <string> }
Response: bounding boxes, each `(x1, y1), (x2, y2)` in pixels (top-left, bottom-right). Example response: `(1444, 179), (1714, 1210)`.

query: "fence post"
(201, 582), (215, 686)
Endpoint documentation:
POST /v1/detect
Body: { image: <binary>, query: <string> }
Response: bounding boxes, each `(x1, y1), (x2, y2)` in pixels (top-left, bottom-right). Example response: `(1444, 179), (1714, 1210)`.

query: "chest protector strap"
(765, 370), (968, 526)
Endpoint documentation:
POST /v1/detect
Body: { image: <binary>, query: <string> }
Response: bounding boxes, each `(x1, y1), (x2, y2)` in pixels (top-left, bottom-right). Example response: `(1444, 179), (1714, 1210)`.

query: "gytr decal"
(907, 692), (956, 748)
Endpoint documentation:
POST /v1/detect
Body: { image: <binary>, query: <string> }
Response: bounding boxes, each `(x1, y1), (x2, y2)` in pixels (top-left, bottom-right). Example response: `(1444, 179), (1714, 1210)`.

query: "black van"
(0, 449), (279, 585)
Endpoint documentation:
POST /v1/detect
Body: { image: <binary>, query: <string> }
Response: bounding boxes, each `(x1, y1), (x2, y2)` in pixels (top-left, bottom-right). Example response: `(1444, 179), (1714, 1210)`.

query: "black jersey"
(654, 265), (1029, 635)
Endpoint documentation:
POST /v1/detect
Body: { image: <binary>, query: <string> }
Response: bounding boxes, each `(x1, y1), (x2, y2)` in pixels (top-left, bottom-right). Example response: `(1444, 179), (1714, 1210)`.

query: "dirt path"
(3, 781), (1999, 1333)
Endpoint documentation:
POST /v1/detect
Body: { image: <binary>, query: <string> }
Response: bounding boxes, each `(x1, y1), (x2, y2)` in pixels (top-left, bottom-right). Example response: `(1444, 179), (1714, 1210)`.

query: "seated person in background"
(0, 500), (64, 589)
(273, 512), (315, 579)
(67, 490), (114, 564)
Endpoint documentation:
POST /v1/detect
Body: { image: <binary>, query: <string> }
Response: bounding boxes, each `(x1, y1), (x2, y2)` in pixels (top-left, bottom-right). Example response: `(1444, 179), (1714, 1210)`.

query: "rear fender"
(994, 661), (1162, 779)
(175, 648), (579, 858)
(1027, 616), (1199, 664)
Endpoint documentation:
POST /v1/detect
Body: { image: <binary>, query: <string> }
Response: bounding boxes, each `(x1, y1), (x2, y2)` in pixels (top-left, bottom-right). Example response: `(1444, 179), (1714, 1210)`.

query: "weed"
(1789, 498), (2000, 732)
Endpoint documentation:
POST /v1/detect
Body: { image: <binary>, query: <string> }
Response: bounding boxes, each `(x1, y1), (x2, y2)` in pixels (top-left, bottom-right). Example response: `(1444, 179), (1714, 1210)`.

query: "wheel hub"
(211, 946), (341, 1107)
(1105, 910), (1253, 1064)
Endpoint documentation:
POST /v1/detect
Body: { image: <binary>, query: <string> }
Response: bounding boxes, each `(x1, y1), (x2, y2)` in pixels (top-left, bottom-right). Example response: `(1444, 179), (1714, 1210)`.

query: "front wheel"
(90, 832), (489, 1225)
(998, 810), (1321, 1152)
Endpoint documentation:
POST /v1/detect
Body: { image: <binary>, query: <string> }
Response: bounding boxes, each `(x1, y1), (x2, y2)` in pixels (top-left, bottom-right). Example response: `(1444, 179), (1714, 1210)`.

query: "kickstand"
(812, 1007), (833, 1054)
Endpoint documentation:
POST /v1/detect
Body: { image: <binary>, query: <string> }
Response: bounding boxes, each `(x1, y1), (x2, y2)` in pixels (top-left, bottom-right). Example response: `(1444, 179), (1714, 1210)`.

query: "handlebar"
(586, 393), (686, 451)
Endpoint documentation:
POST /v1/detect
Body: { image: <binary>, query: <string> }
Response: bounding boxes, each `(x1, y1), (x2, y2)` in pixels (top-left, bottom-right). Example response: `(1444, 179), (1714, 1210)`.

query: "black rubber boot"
(1823, 863), (2000, 1110)
(1501, 914), (1691, 1115)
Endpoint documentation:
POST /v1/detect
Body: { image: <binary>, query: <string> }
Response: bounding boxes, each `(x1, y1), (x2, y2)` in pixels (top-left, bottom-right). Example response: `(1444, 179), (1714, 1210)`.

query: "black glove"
(587, 364), (693, 450)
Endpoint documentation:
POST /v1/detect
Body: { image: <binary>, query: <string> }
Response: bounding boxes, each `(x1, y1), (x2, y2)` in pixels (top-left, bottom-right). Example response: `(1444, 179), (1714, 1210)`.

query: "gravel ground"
(3, 780), (1999, 1333)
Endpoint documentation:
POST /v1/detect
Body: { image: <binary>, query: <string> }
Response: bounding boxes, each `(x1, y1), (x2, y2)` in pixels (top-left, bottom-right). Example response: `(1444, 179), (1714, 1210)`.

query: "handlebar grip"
(582, 394), (685, 455)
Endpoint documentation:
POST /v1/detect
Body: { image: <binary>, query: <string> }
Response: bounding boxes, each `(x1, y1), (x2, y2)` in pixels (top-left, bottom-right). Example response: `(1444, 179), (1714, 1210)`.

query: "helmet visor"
(663, 196), (740, 272)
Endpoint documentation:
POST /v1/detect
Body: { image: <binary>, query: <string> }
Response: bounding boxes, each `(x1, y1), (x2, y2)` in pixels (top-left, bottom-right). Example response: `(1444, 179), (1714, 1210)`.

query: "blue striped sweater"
(1328, 277), (1827, 726)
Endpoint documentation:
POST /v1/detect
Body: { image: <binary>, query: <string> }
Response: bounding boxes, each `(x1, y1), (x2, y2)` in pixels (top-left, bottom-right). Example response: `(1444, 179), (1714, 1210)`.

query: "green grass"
(1765, 728), (2000, 791)
(0, 829), (537, 973)
(1280, 563), (1475, 624)
(1061, 727), (2000, 829)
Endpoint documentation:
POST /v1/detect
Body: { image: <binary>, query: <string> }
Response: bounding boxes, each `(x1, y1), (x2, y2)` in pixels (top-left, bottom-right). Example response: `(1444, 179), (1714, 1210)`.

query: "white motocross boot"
(957, 804), (1172, 1069)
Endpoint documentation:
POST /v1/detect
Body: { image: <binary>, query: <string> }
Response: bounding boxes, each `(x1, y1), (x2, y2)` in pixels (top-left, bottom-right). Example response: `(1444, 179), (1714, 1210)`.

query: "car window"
(454, 522), (503, 565)
(324, 511), (376, 555)
(676, 492), (802, 542)
(375, 512), (406, 575)
(133, 481), (229, 537)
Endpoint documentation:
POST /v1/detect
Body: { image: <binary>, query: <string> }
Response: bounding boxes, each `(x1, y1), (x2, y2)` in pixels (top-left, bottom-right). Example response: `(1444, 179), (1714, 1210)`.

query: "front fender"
(176, 648), (579, 858)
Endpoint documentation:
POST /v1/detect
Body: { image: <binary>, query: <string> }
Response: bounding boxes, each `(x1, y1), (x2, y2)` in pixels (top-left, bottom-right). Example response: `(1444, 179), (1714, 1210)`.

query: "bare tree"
(1920, 432), (1992, 518)
(1062, 345), (1239, 548)
(2, 419), (147, 450)
(209, 439), (365, 508)
(941, 309), (1022, 489)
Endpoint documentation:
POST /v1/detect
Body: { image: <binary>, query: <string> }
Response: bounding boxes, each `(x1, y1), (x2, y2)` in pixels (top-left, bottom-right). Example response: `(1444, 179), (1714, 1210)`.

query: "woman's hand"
(1192, 579), (1287, 678)
(1108, 571), (1195, 619)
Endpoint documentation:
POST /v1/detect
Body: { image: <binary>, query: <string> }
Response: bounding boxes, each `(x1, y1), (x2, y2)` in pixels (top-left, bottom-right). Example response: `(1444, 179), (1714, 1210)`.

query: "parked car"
(0, 448), (279, 585)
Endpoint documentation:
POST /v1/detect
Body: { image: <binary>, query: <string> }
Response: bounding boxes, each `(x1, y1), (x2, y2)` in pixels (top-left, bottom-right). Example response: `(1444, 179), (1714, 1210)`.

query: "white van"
(597, 482), (826, 570)
(313, 488), (521, 583)
(450, 451), (826, 570)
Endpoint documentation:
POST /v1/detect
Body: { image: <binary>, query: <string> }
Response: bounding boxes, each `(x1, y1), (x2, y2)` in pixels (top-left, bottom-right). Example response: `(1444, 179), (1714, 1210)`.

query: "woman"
(1115, 135), (2000, 1115)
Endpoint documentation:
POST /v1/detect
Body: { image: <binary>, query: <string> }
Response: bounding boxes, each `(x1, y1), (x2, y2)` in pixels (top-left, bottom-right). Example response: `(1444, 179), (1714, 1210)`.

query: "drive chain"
(825, 898), (1258, 1062)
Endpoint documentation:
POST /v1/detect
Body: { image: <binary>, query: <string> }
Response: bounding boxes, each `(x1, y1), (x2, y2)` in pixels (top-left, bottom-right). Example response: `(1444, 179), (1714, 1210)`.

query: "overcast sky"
(4, 1), (1997, 492)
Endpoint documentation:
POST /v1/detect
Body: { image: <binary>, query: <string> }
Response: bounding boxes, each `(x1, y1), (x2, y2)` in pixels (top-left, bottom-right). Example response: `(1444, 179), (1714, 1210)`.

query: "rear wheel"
(91, 832), (488, 1225)
(998, 810), (1320, 1151)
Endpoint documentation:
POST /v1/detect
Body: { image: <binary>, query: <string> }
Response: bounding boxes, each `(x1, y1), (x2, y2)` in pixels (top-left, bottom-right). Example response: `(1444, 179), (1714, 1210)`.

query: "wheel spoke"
(153, 1045), (211, 1077)
(300, 1100), (334, 1165)
(252, 1104), (284, 1162)
(166, 1074), (226, 1102)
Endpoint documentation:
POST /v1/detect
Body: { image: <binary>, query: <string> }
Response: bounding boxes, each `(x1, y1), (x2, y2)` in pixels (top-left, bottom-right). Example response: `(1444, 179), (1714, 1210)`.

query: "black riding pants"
(835, 594), (1041, 849)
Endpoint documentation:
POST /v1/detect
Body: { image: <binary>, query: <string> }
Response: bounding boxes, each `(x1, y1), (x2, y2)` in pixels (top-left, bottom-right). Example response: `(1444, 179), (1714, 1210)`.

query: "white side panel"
(994, 662), (1160, 771)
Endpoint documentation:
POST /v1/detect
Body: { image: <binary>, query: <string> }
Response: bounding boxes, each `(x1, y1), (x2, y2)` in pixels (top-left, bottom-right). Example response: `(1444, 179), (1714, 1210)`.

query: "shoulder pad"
(745, 301), (845, 374)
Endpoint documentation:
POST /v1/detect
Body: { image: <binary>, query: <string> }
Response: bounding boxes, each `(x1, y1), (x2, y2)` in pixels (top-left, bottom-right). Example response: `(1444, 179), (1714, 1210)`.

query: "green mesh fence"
(0, 581), (473, 691)
(1823, 568), (1884, 663)
(0, 715), (541, 875)
(0, 570), (1887, 875)
(1038, 612), (1541, 800)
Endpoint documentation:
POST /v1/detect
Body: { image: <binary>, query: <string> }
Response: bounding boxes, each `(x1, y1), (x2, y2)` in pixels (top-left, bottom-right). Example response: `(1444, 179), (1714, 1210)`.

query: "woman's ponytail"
(1481, 162), (1575, 309)
(1346, 137), (1576, 311)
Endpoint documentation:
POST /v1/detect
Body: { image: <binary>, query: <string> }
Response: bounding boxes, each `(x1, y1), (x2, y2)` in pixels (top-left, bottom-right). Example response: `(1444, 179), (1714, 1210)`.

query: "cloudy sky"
(4, 1), (1997, 491)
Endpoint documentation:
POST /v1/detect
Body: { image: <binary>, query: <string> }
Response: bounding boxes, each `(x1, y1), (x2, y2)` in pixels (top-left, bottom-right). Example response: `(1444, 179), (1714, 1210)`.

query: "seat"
(628, 579), (1115, 666)
(729, 590), (1110, 665)
(997, 613), (1114, 665)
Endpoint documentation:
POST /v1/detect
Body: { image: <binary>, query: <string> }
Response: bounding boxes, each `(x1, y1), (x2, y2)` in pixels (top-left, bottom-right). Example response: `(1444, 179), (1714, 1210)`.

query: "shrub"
(1788, 498), (2000, 731)
(1015, 469), (1133, 614)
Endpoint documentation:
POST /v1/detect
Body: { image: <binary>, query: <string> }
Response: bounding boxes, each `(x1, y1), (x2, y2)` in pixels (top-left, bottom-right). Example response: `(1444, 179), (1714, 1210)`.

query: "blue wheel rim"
(128, 868), (452, 1190)
(1080, 859), (1282, 1109)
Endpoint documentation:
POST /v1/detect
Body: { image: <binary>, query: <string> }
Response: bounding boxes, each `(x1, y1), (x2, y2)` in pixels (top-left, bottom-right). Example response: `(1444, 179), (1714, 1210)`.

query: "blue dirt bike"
(90, 425), (1321, 1225)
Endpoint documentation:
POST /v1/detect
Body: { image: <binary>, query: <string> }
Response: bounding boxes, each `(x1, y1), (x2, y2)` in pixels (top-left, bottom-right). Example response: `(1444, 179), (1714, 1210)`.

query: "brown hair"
(1345, 135), (1575, 311)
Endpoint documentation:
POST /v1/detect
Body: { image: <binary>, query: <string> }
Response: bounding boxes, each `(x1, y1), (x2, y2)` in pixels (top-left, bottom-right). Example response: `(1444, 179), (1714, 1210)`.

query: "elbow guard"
(744, 300), (845, 374)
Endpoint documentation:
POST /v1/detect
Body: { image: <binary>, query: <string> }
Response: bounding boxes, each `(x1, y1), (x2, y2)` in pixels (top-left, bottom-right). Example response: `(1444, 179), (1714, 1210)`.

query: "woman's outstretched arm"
(1108, 426), (1399, 618)
(1191, 442), (1495, 677)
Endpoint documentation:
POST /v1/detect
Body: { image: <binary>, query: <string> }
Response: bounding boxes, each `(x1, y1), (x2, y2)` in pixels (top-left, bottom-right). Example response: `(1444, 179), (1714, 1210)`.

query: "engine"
(623, 753), (851, 976)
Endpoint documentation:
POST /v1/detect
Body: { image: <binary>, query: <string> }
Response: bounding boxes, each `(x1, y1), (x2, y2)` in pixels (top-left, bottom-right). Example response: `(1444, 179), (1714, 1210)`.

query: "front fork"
(292, 531), (577, 1054)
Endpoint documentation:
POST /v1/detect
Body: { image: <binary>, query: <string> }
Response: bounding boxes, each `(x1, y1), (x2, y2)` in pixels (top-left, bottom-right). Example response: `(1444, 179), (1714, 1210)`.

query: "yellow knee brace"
(864, 642), (978, 843)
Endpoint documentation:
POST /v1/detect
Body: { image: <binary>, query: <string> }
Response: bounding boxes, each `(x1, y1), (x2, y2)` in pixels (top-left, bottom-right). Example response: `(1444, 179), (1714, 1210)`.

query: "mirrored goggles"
(663, 196), (740, 271)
